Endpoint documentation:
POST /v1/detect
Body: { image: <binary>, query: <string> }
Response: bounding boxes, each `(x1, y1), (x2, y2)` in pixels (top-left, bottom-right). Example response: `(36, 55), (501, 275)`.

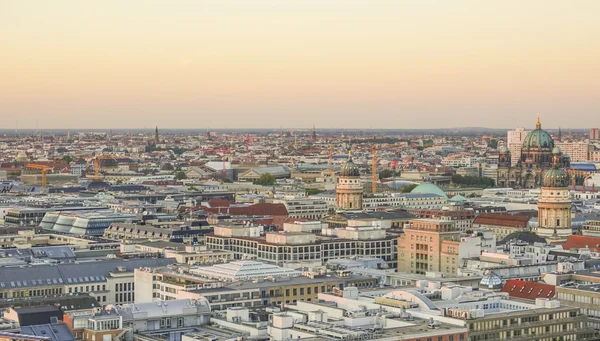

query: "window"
(177, 318), (184, 328)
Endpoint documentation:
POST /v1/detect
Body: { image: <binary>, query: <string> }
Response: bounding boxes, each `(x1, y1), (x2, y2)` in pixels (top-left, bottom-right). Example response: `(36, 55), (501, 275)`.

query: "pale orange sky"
(1, 0), (599, 129)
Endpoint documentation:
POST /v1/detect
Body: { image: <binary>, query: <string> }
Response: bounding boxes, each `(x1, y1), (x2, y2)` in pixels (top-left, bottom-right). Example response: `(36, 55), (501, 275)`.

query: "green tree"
(452, 174), (495, 188)
(487, 139), (498, 149)
(401, 184), (418, 193)
(62, 155), (73, 164)
(253, 173), (276, 186)
(222, 178), (233, 183)
(174, 171), (188, 180)
(379, 169), (399, 179)
(305, 188), (325, 196)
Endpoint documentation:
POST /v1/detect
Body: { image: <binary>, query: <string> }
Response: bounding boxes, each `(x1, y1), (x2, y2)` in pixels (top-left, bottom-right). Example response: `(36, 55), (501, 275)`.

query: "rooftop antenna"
(372, 145), (377, 194)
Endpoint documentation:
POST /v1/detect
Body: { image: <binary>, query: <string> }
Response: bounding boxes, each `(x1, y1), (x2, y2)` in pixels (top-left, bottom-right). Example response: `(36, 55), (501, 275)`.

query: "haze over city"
(2, 0), (600, 129)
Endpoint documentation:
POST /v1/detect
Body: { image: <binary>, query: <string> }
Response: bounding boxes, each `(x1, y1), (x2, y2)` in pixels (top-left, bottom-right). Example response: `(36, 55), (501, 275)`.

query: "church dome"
(542, 168), (568, 188)
(498, 146), (510, 154)
(340, 158), (360, 177)
(522, 117), (553, 149)
(552, 147), (562, 155)
(410, 182), (448, 199)
(563, 153), (570, 160)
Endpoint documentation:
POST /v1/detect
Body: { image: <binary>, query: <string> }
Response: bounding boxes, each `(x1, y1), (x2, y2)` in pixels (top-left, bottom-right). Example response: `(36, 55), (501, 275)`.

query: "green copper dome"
(552, 146), (562, 155)
(340, 158), (360, 177)
(498, 145), (510, 154)
(410, 182), (448, 199)
(542, 168), (568, 187)
(522, 117), (554, 149)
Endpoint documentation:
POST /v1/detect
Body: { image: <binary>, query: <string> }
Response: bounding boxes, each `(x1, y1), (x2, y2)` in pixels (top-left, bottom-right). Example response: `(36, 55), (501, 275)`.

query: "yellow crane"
(25, 164), (53, 188)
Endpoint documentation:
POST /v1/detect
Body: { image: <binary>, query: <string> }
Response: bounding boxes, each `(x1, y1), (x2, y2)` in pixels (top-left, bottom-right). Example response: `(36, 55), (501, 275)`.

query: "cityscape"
(3, 1), (600, 341)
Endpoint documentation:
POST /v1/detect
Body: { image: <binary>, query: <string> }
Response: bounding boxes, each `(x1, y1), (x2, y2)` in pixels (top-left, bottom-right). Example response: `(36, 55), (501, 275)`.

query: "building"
(497, 117), (570, 188)
(188, 260), (301, 282)
(407, 208), (475, 231)
(206, 224), (398, 268)
(237, 166), (290, 182)
(273, 198), (328, 219)
(472, 213), (531, 240)
(536, 155), (572, 243)
(335, 155), (363, 210)
(590, 128), (599, 141)
(507, 127), (528, 165)
(135, 266), (377, 309)
(397, 219), (460, 276)
(0, 258), (174, 305)
(556, 141), (590, 162)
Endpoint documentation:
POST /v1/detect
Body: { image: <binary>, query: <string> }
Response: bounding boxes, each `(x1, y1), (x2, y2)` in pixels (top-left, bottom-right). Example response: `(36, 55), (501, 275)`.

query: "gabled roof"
(473, 213), (530, 228)
(560, 235), (600, 252)
(501, 279), (555, 300)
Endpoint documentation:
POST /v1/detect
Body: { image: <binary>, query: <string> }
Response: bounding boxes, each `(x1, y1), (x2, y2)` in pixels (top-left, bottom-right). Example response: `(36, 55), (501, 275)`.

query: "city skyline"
(2, 0), (600, 129)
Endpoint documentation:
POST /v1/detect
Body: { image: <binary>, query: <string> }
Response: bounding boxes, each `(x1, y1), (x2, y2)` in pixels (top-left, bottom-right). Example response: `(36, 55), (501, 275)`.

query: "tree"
(379, 169), (399, 179)
(306, 188), (325, 196)
(62, 155), (73, 164)
(222, 178), (233, 183)
(253, 173), (276, 186)
(487, 139), (498, 149)
(401, 184), (418, 193)
(174, 171), (188, 180)
(452, 174), (495, 188)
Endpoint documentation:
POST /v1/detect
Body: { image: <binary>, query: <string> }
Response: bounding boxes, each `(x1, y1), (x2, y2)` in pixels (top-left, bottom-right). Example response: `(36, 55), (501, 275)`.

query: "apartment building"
(397, 219), (460, 276)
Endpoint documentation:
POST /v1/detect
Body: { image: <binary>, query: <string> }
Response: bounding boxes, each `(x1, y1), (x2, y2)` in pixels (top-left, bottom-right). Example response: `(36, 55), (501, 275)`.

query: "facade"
(497, 117), (569, 188)
(206, 224), (398, 268)
(0, 258), (174, 305)
(273, 198), (328, 219)
(472, 213), (531, 240)
(536, 157), (572, 243)
(335, 156), (363, 210)
(591, 128), (600, 141)
(507, 127), (528, 165)
(397, 219), (460, 276)
(556, 141), (590, 162)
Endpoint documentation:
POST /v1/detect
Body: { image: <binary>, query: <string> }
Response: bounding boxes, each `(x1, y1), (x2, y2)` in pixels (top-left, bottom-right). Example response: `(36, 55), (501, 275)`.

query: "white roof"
(189, 260), (300, 281)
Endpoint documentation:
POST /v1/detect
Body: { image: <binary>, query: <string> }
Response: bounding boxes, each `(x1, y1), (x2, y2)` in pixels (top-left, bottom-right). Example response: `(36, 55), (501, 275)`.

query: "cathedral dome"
(563, 153), (570, 160)
(340, 158), (360, 177)
(498, 146), (510, 154)
(552, 146), (562, 155)
(542, 168), (568, 188)
(522, 129), (554, 149)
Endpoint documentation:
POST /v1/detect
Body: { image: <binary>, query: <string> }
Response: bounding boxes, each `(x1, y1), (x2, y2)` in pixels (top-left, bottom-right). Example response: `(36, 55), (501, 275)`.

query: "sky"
(1, 0), (599, 130)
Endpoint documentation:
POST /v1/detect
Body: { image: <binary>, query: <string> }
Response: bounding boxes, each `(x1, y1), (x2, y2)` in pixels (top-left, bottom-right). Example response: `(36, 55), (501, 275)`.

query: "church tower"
(537, 147), (572, 243)
(154, 126), (159, 145)
(335, 151), (363, 210)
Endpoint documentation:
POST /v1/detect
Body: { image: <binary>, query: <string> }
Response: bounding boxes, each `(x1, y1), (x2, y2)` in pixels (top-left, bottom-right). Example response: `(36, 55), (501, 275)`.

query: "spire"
(558, 127), (562, 142)
(536, 113), (541, 129)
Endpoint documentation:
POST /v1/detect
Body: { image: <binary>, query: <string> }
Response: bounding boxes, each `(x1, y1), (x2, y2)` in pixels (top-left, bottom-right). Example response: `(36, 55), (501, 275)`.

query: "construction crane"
(25, 164), (53, 188)
(372, 145), (378, 194)
(242, 135), (259, 163)
(91, 154), (117, 181)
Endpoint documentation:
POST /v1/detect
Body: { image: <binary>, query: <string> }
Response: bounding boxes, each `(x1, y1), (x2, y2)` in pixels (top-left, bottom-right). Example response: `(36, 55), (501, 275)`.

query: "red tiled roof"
(473, 213), (530, 228)
(501, 279), (555, 300)
(207, 198), (231, 208)
(559, 235), (600, 252)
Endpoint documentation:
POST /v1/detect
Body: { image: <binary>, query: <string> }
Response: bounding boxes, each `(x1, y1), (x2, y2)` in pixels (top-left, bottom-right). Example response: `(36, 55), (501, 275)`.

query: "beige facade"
(537, 185), (572, 242)
(398, 219), (460, 276)
(335, 176), (363, 210)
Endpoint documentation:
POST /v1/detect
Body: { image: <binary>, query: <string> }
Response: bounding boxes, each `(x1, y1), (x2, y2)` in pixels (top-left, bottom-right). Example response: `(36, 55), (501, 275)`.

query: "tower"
(335, 149), (363, 210)
(311, 125), (316, 143)
(154, 126), (159, 145)
(537, 148), (571, 243)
